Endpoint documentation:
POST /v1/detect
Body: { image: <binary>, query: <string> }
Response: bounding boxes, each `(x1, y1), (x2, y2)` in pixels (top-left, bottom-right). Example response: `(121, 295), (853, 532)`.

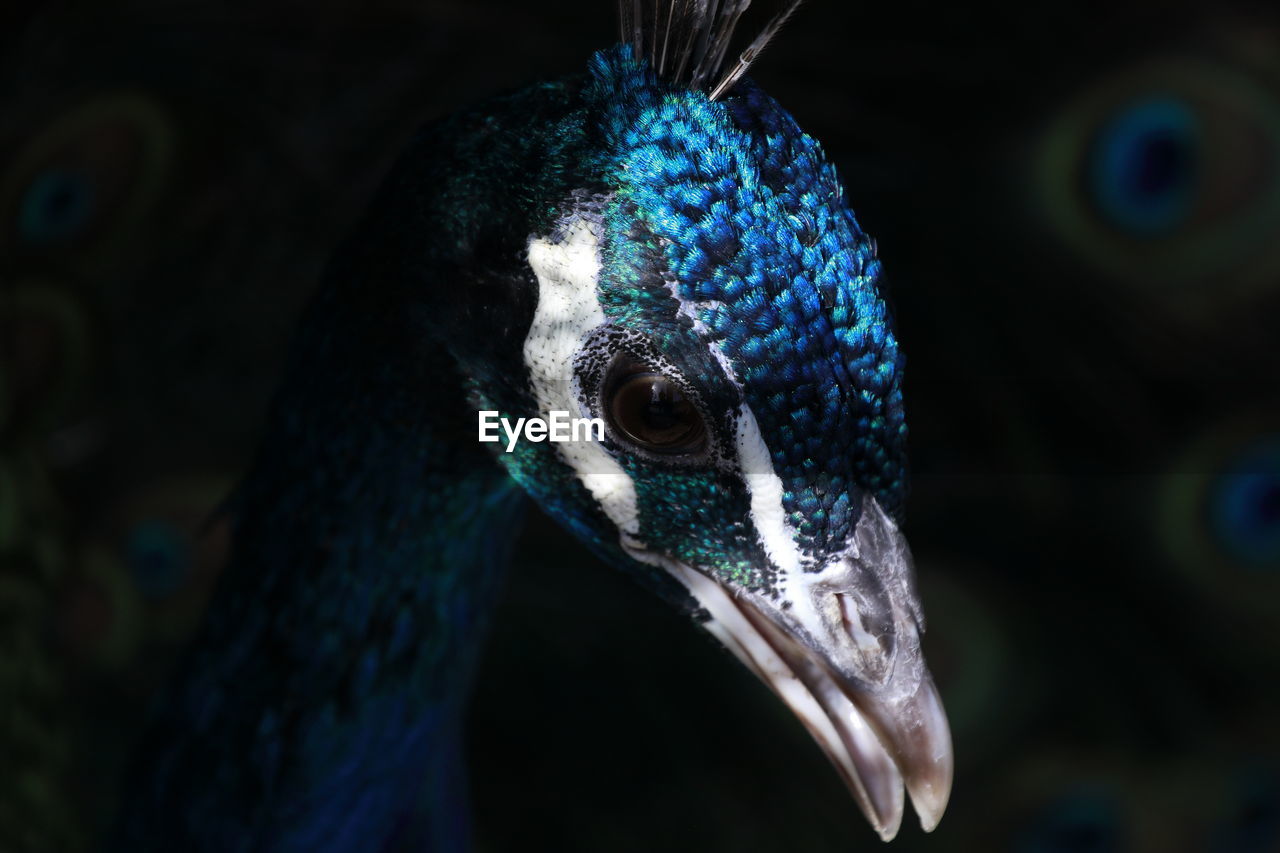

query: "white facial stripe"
(672, 280), (809, 593)
(669, 278), (808, 586)
(733, 402), (805, 577)
(666, 283), (739, 381)
(524, 216), (641, 536)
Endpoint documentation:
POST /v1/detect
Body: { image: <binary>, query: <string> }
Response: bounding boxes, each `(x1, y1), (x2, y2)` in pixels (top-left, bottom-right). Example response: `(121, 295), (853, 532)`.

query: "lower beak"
(659, 497), (953, 841)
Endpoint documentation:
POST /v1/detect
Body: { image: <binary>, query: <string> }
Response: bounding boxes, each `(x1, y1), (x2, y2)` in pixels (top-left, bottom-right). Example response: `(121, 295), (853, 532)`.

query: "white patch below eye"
(524, 216), (640, 537)
(733, 402), (805, 577)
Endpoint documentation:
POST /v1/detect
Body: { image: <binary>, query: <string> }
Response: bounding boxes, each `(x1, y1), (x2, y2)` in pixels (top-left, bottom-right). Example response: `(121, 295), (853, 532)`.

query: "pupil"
(643, 381), (685, 431)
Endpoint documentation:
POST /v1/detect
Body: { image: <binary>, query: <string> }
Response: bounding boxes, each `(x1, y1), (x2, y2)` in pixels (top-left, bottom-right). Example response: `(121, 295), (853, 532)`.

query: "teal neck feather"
(111, 79), (587, 853)
(116, 291), (525, 851)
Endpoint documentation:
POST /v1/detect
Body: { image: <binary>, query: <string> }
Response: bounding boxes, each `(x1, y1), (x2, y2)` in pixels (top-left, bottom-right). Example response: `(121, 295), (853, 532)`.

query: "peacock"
(111, 2), (953, 849)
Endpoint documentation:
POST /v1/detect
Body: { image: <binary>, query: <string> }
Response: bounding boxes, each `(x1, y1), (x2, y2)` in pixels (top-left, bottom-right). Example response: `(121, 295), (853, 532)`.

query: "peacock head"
(464, 43), (954, 841)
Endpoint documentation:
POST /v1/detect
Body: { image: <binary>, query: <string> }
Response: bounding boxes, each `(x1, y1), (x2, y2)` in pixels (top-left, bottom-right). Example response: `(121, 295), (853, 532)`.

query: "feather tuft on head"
(617, 0), (805, 100)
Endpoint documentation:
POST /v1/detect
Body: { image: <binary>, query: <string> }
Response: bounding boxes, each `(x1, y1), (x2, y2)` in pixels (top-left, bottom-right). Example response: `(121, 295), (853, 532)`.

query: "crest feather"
(617, 0), (805, 99)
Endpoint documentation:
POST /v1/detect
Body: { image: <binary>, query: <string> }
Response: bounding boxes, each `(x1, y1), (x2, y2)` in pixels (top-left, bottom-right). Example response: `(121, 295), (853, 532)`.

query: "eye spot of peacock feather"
(1030, 52), (1280, 303)
(18, 169), (97, 246)
(1087, 96), (1202, 236)
(1205, 439), (1280, 569)
(1157, 422), (1280, 629)
(126, 520), (191, 599)
(0, 92), (173, 269)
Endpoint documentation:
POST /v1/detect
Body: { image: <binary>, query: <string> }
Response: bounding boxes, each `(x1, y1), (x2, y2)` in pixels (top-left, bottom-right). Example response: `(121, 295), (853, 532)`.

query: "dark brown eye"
(607, 372), (706, 453)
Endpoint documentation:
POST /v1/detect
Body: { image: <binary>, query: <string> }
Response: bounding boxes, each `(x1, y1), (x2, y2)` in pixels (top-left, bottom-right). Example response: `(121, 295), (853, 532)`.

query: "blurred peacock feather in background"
(2, 0), (1279, 851)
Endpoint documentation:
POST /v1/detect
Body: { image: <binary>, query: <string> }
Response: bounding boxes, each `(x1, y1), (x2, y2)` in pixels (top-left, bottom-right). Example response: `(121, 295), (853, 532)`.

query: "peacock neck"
(114, 72), (592, 852)
(114, 242), (525, 853)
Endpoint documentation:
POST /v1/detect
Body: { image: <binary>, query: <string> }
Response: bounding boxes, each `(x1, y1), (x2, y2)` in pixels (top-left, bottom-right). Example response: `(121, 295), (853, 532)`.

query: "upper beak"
(657, 495), (953, 841)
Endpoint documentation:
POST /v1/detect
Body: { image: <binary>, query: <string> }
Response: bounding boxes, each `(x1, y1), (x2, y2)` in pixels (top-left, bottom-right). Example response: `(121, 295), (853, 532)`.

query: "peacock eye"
(606, 371), (707, 454)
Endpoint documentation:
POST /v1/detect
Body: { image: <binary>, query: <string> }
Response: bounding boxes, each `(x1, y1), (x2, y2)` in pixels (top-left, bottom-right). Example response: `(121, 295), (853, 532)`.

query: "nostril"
(834, 592), (895, 659)
(835, 591), (856, 635)
(835, 592), (877, 652)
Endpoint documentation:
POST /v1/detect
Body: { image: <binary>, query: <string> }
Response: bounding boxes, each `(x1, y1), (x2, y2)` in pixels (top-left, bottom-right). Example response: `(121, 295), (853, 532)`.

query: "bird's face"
(472, 49), (951, 840)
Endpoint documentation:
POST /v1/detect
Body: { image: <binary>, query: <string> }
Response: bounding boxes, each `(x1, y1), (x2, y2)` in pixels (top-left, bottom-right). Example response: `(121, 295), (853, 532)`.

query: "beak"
(658, 495), (953, 841)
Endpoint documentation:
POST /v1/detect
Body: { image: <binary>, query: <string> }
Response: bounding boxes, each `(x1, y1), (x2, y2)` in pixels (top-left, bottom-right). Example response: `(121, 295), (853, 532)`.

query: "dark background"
(3, 1), (1279, 851)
